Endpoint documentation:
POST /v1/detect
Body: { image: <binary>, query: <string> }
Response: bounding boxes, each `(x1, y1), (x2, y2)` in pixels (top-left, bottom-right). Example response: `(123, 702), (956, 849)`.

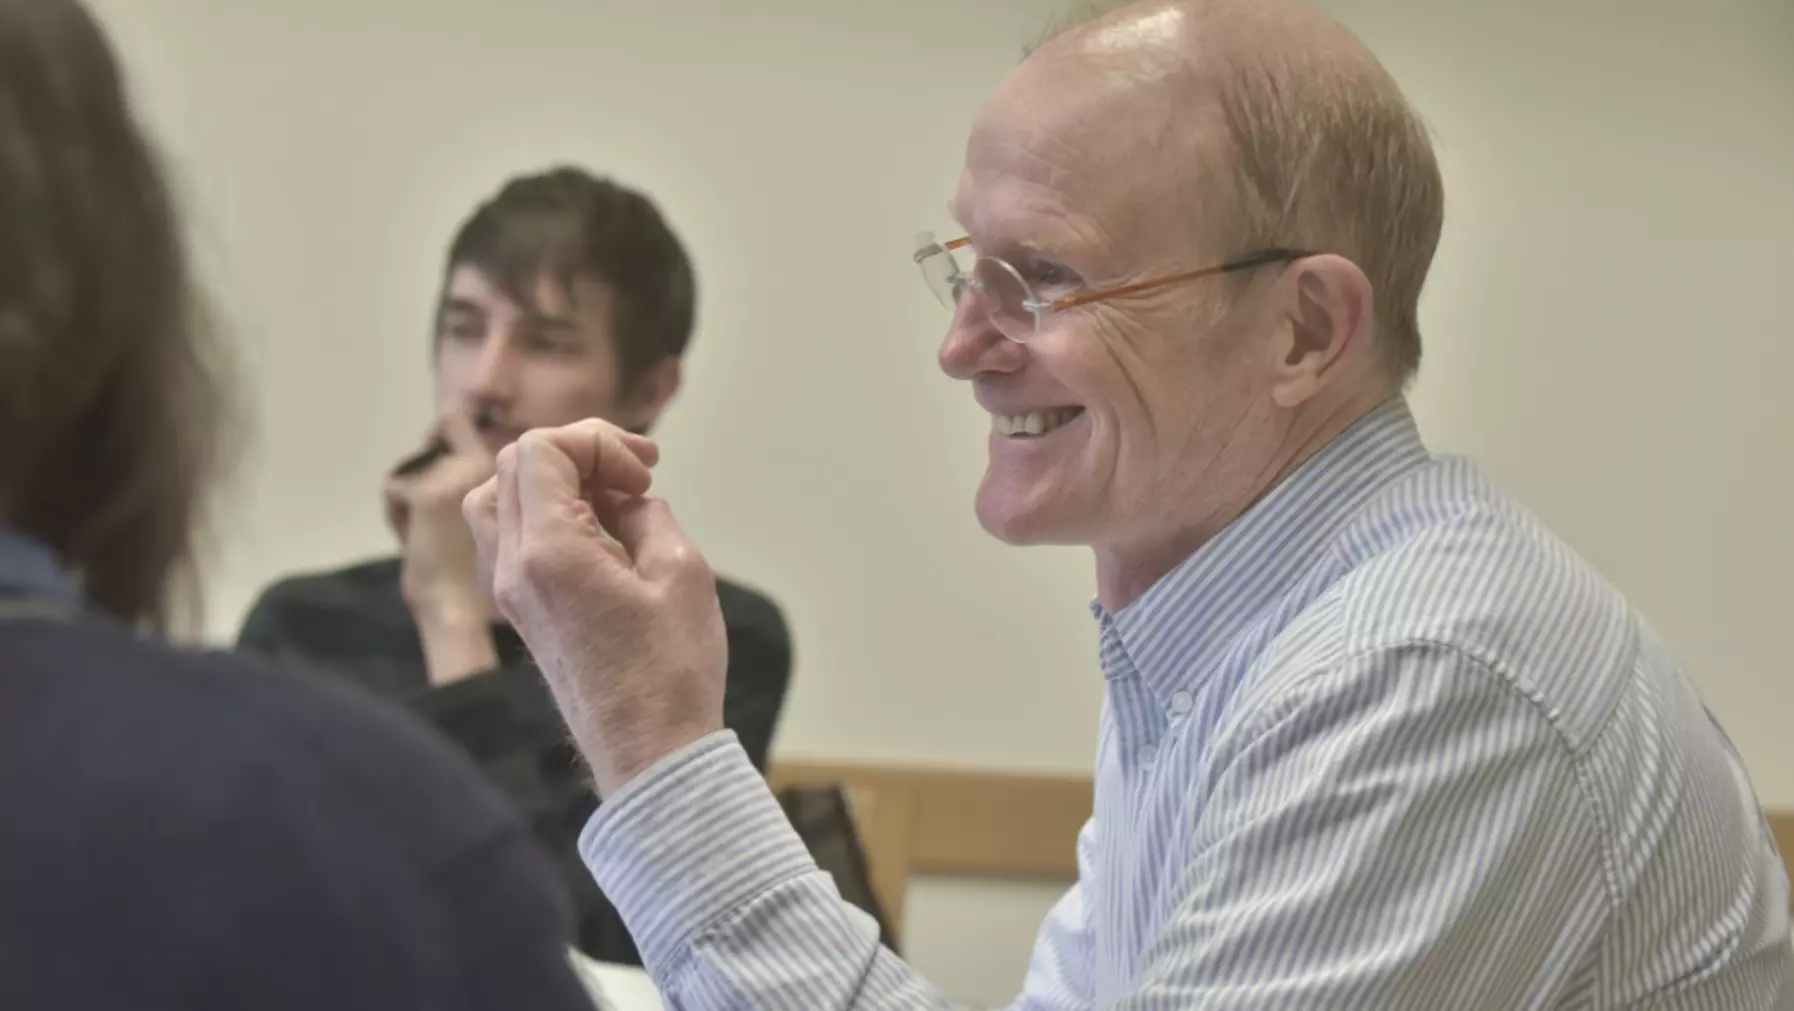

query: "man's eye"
(440, 320), (482, 343)
(1027, 262), (1073, 288)
(521, 330), (583, 356)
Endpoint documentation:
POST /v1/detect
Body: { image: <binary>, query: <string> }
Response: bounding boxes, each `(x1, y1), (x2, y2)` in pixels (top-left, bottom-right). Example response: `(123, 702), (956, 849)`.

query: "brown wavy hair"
(0, 0), (234, 633)
(442, 167), (698, 393)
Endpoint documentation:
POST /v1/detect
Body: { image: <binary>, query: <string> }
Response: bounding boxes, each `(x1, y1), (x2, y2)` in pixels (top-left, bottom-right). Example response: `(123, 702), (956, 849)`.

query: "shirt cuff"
(577, 731), (818, 974)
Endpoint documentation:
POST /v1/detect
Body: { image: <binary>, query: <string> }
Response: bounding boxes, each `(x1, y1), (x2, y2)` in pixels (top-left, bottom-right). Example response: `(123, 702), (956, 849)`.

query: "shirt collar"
(0, 527), (78, 603)
(1093, 397), (1431, 702)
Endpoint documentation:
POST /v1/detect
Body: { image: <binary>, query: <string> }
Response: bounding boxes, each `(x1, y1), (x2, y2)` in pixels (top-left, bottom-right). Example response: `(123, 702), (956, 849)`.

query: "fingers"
(398, 412), (498, 508)
(496, 443), (524, 604)
(383, 477), (412, 542)
(609, 495), (710, 583)
(478, 419), (676, 614)
(592, 487), (629, 548)
(468, 445), (534, 618)
(615, 428), (660, 468)
(461, 475), (499, 597)
(512, 430), (587, 533)
(462, 476), (497, 549)
(437, 407), (491, 458)
(522, 420), (658, 503)
(561, 418), (660, 478)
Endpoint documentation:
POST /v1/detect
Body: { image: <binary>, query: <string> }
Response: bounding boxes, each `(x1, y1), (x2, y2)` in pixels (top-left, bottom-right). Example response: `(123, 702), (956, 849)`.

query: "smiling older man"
(461, 0), (1794, 1007)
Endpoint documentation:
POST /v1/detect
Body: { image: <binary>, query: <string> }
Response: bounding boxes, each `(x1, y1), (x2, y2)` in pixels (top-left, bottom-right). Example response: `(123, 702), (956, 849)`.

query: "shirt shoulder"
(1257, 458), (1638, 749)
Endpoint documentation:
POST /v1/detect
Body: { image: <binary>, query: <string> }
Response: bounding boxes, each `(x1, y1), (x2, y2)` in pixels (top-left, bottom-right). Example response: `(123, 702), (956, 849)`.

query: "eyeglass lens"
(970, 258), (1035, 340)
(919, 237), (1041, 341)
(921, 245), (962, 309)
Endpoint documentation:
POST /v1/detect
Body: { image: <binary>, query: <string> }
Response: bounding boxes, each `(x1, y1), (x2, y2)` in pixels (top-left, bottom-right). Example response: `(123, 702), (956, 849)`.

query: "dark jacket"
(236, 556), (793, 966)
(0, 536), (593, 1011)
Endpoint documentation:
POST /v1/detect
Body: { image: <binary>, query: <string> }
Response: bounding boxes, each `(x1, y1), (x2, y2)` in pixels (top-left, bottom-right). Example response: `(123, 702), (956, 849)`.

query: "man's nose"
(937, 299), (1027, 380)
(467, 333), (520, 401)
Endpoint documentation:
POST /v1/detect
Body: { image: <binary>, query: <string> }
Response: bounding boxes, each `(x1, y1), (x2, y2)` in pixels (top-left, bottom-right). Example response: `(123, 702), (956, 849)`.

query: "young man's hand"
(387, 410), (499, 685)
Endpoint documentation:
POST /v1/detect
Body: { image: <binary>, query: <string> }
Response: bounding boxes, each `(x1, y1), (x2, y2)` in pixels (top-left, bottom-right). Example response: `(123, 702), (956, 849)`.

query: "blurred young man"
(237, 167), (793, 967)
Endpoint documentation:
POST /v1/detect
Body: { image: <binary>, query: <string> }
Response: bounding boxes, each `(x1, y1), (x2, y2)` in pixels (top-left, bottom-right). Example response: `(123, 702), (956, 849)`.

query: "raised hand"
(386, 409), (501, 683)
(462, 419), (728, 796)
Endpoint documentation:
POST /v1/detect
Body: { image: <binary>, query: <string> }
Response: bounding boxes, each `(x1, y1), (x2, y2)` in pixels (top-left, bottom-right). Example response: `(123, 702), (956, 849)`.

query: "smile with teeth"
(993, 407), (1084, 438)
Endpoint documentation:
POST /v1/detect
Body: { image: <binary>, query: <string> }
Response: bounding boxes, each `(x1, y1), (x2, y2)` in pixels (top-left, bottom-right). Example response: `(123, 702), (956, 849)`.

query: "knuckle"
(514, 429), (554, 459)
(669, 543), (714, 582)
(491, 569), (525, 612)
(459, 483), (486, 519)
(515, 534), (567, 585)
(574, 417), (626, 454)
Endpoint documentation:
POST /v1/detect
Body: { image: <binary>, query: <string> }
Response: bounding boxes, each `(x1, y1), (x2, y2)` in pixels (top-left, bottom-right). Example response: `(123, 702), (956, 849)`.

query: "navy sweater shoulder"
(0, 610), (593, 1011)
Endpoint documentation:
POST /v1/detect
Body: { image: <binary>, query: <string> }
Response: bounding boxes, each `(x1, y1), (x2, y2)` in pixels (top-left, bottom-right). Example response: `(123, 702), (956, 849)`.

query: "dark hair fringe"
(441, 166), (698, 391)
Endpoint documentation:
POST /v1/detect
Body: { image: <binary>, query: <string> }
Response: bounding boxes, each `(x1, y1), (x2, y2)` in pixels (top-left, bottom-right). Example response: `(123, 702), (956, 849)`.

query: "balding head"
(1021, 0), (1444, 377)
(935, 0), (1442, 606)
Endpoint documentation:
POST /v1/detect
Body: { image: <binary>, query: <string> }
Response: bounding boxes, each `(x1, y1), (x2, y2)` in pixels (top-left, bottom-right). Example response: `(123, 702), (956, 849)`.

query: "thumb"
(615, 429), (660, 469)
(609, 495), (706, 580)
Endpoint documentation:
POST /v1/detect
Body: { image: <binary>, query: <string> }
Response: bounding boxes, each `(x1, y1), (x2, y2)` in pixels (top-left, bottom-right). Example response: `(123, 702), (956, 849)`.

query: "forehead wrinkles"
(961, 119), (1149, 265)
(962, 117), (1083, 222)
(966, 70), (1217, 267)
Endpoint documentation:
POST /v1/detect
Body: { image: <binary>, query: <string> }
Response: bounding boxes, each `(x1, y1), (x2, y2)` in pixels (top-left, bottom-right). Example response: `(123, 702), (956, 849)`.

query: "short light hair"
(1031, 0), (1445, 379)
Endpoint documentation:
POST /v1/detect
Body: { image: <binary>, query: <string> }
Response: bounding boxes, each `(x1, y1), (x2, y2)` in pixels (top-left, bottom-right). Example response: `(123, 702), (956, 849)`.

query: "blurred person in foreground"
(0, 2), (597, 1007)
(462, 0), (1794, 1007)
(235, 167), (793, 966)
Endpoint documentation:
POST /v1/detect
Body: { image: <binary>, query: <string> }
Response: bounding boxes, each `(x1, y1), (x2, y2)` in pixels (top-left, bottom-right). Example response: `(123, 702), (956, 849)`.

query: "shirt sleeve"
(579, 646), (1594, 1009)
(581, 733), (1099, 1010)
(1014, 821), (1098, 1009)
(1126, 640), (1602, 1008)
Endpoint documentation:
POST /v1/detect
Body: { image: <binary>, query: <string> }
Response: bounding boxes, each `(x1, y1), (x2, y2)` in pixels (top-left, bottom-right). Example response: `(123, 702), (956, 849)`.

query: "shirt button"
(1169, 690), (1194, 715)
(1139, 744), (1159, 766)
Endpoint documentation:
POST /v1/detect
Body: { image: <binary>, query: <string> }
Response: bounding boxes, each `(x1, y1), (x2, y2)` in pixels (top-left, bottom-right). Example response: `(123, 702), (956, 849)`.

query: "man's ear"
(617, 356), (682, 433)
(1269, 254), (1374, 409)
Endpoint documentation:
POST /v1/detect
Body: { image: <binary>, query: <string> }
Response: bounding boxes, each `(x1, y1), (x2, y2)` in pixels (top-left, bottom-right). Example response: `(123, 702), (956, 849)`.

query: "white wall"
(88, 0), (1794, 1001)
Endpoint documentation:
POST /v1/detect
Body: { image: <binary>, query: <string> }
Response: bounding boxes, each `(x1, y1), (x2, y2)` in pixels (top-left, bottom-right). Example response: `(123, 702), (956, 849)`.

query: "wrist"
(409, 588), (490, 629)
(584, 721), (721, 799)
(413, 608), (499, 687)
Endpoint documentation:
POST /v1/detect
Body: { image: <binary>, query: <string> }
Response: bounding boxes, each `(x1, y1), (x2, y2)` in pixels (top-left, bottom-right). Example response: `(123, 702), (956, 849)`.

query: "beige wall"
(89, 0), (1794, 1001)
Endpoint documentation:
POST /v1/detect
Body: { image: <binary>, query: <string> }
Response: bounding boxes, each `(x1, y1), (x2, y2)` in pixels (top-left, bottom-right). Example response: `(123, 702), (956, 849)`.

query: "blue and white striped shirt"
(581, 398), (1793, 1009)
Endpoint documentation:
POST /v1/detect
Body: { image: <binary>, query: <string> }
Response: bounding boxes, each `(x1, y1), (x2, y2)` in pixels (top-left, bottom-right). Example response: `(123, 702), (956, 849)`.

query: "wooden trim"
(1770, 811), (1794, 904)
(846, 773), (918, 931)
(902, 767), (1089, 878)
(769, 763), (1092, 932)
